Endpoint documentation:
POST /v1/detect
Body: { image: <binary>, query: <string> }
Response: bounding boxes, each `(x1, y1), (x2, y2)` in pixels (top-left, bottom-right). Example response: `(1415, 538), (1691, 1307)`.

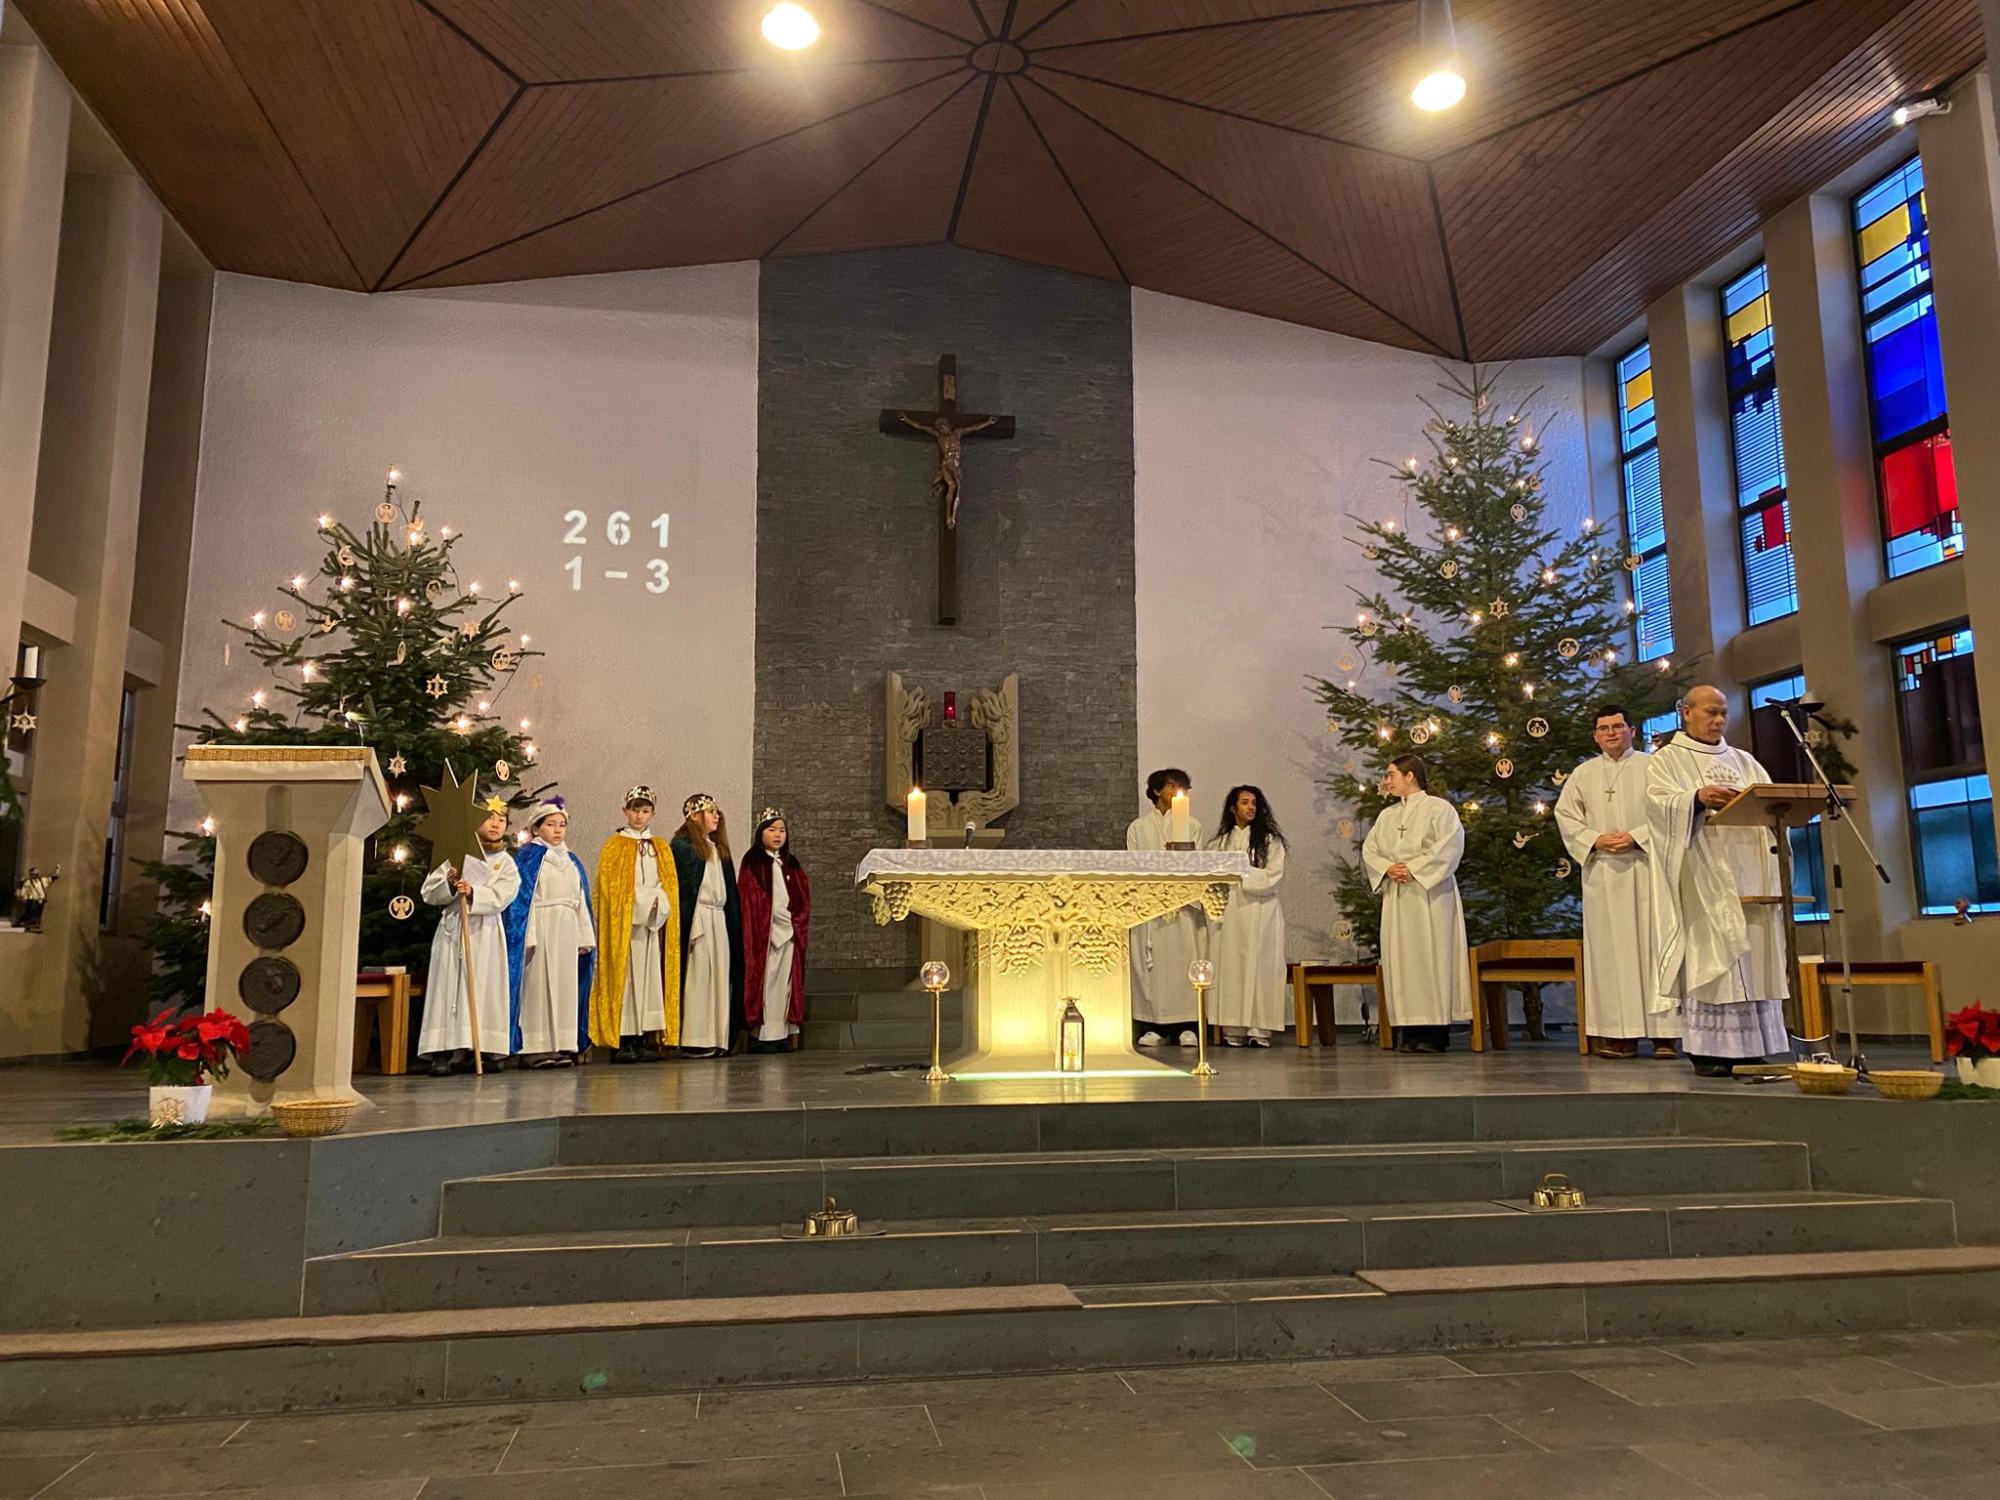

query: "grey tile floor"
(6, 1327), (1999, 1498)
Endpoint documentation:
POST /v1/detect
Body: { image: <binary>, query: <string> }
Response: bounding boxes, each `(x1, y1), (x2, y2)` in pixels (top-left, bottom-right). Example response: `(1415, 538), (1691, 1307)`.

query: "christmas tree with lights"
(142, 469), (548, 1007)
(1317, 368), (1688, 954)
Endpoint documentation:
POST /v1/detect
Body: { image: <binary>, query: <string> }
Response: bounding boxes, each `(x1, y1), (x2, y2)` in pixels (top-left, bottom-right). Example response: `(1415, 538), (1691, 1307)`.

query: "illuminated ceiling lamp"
(761, 2), (821, 50)
(1411, 0), (1467, 112)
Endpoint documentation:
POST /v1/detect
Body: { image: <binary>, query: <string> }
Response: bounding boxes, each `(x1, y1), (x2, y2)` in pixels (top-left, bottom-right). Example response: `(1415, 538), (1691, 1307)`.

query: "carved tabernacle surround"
(883, 672), (1020, 832)
(856, 850), (1247, 1076)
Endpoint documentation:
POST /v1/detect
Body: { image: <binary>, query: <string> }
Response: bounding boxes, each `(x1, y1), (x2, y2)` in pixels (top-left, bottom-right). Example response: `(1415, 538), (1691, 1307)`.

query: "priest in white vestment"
(1127, 768), (1205, 1048)
(1362, 755), (1472, 1052)
(418, 802), (521, 1074)
(1207, 784), (1287, 1045)
(1555, 705), (1680, 1059)
(1646, 685), (1791, 1076)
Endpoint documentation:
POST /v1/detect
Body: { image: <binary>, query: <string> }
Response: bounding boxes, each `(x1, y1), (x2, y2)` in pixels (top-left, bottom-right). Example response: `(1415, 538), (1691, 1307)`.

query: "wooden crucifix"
(878, 354), (1016, 626)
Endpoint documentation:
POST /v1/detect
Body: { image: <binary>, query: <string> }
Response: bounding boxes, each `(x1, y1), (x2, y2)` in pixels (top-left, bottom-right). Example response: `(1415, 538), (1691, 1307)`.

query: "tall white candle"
(907, 786), (927, 844)
(1169, 789), (1190, 843)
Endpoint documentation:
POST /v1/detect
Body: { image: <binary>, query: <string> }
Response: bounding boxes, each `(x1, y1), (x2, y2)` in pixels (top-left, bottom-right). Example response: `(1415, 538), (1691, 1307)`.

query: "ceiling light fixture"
(1411, 0), (1467, 112)
(1891, 96), (1948, 129)
(762, 2), (821, 50)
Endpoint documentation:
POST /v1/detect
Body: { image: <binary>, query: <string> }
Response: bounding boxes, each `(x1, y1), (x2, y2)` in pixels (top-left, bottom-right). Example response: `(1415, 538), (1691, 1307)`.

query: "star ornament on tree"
(417, 763), (489, 878)
(8, 711), (35, 733)
(387, 752), (407, 777)
(425, 674), (449, 700)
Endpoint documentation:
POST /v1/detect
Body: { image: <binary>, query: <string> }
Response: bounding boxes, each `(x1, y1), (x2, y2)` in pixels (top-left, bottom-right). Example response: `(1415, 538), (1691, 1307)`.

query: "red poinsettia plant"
(123, 1007), (251, 1087)
(1944, 1003), (2000, 1060)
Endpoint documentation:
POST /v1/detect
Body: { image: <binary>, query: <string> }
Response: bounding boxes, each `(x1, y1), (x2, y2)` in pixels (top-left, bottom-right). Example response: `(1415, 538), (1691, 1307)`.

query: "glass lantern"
(1058, 999), (1086, 1073)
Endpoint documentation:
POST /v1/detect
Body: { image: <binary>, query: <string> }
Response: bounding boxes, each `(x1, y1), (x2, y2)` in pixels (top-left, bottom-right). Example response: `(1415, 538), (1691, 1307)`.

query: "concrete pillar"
(109, 268), (213, 983)
(10, 174), (162, 1056)
(1647, 281), (1745, 700)
(0, 41), (68, 681)
(1763, 193), (1915, 956)
(1919, 75), (2000, 817)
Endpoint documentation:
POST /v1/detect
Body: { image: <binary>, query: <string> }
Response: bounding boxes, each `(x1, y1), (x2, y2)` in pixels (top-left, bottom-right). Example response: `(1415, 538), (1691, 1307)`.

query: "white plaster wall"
(1132, 289), (1597, 981)
(177, 264), (759, 842)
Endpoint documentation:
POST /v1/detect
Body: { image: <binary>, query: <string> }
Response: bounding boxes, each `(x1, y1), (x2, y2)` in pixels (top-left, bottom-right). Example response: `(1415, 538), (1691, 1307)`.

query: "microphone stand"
(1776, 701), (1892, 1076)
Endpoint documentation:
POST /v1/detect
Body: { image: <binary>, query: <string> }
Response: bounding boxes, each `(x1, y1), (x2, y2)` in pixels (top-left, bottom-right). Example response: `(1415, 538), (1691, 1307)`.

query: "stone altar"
(856, 849), (1247, 1076)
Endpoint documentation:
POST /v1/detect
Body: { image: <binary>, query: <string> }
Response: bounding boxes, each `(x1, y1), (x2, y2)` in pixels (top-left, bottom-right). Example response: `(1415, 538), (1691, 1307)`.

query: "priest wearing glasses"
(1646, 685), (1790, 1077)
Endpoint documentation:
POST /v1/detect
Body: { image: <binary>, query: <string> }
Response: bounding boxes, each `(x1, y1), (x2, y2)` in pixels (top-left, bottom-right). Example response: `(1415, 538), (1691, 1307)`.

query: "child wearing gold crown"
(417, 795), (522, 1076)
(672, 793), (744, 1058)
(585, 786), (680, 1063)
(739, 807), (810, 1054)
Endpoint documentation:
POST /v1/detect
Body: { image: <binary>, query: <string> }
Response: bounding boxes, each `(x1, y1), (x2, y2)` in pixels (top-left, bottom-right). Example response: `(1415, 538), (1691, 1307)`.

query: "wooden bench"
(1469, 938), (1587, 1054)
(353, 972), (420, 1076)
(1287, 961), (1379, 1047)
(1797, 956), (1943, 1062)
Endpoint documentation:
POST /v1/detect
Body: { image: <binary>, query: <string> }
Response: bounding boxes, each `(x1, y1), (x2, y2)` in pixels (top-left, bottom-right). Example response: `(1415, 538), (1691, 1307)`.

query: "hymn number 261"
(561, 510), (670, 594)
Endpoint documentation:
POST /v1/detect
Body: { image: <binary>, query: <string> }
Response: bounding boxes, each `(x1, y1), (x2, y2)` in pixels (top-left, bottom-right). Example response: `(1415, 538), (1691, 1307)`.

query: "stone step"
(304, 1190), (1957, 1315)
(801, 1018), (965, 1053)
(438, 1137), (1813, 1236)
(13, 1254), (2000, 1426)
(803, 991), (964, 1024)
(551, 1092), (1705, 1166)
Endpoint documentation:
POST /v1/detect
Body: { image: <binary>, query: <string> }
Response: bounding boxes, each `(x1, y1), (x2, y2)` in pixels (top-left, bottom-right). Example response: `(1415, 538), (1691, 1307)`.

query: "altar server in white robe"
(513, 801), (596, 1067)
(1363, 755), (1472, 1053)
(1207, 785), (1287, 1045)
(418, 800), (521, 1075)
(1127, 768), (1205, 1048)
(1647, 685), (1791, 1076)
(671, 794), (744, 1059)
(1555, 705), (1681, 1060)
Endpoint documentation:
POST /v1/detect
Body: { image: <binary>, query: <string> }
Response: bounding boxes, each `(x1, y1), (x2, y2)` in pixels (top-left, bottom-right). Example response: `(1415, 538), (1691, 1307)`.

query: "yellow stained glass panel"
(1726, 293), (1771, 346)
(1858, 202), (1912, 268)
(1623, 368), (1653, 412)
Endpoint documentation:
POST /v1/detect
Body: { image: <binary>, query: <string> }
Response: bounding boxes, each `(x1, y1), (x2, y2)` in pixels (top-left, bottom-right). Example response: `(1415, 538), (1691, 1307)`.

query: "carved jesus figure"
(899, 412), (997, 529)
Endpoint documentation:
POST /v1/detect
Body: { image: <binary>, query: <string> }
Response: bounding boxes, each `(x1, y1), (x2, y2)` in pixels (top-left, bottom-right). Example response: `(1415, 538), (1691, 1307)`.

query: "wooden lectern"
(1711, 783), (1853, 1034)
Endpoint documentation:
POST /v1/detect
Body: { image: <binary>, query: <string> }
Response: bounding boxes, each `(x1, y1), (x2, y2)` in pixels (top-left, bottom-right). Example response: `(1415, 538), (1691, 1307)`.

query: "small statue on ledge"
(14, 864), (59, 932)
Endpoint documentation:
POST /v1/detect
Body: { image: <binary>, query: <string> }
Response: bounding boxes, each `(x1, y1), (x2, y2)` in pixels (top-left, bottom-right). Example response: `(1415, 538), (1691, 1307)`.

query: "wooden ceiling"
(17, 0), (1981, 357)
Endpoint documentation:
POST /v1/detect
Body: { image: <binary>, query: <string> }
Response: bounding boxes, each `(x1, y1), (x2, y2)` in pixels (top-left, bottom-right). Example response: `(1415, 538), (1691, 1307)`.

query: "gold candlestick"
(1188, 958), (1217, 1078)
(920, 959), (951, 1082)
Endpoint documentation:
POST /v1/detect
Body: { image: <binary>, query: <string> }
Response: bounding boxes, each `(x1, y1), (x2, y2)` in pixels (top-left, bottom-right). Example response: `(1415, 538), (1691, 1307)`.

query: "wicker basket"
(1792, 1062), (1859, 1096)
(270, 1097), (356, 1138)
(1869, 1069), (1943, 1101)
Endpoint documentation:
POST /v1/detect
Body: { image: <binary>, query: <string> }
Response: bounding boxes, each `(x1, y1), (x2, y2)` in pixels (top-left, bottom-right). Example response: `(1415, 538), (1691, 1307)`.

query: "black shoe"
(610, 1040), (641, 1064)
(427, 1057), (455, 1078)
(749, 1039), (789, 1054)
(1691, 1057), (1735, 1077)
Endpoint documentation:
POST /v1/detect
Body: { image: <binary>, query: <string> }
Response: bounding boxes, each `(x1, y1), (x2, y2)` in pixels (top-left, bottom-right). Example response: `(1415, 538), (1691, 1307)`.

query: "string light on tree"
(1314, 365), (1688, 956)
(140, 472), (552, 1011)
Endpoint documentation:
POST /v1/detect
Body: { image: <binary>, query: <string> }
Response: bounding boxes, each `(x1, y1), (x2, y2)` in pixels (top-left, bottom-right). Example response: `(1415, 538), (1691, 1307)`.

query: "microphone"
(1779, 679), (1826, 723)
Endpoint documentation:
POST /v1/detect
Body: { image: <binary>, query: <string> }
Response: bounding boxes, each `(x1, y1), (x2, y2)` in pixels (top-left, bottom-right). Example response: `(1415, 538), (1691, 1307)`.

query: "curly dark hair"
(1211, 784), (1286, 868)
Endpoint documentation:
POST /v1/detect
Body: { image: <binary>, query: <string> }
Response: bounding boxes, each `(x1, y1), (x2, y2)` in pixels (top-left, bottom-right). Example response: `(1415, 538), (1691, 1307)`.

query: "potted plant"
(1945, 1003), (2000, 1088)
(125, 1007), (251, 1126)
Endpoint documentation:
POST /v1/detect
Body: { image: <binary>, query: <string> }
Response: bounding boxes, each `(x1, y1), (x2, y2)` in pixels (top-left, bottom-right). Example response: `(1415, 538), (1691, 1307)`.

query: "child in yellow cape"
(586, 785), (681, 1061)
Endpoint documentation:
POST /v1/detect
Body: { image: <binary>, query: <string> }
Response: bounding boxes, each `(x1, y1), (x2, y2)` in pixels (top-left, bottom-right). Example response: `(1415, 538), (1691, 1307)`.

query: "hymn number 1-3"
(561, 510), (670, 594)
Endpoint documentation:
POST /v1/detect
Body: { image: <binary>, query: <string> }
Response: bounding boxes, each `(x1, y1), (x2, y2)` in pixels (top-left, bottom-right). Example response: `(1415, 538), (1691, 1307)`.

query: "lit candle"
(907, 786), (928, 844)
(1169, 789), (1190, 843)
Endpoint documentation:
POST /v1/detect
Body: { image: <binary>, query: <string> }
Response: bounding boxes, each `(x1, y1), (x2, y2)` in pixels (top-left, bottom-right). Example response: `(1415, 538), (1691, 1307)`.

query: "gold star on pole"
(417, 763), (487, 877)
(8, 711), (35, 733)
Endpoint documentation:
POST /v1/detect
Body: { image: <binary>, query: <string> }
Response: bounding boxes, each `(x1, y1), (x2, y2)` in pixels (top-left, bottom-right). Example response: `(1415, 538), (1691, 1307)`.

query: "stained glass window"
(1855, 157), (1957, 577)
(1615, 341), (1672, 661)
(1641, 708), (1678, 749)
(1747, 673), (1827, 920)
(1721, 264), (1796, 625)
(1893, 629), (1996, 914)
